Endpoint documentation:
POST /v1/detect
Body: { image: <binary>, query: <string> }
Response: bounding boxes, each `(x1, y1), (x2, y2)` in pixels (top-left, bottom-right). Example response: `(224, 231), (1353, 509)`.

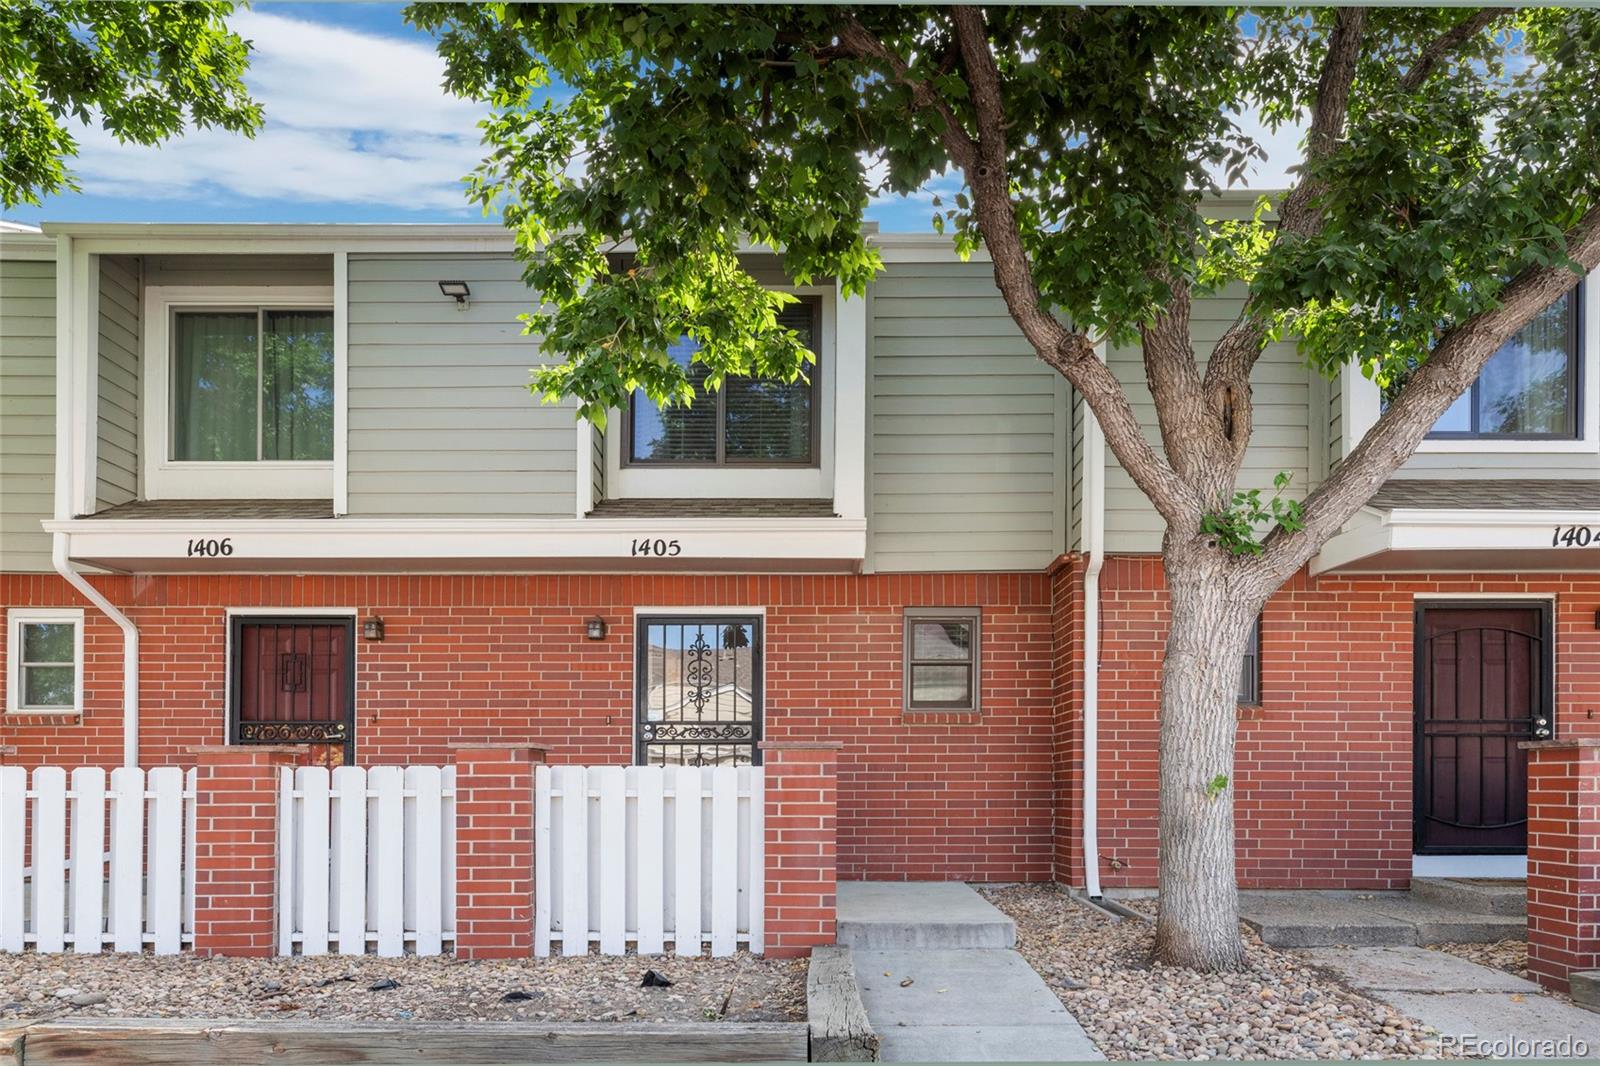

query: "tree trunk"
(1153, 557), (1255, 970)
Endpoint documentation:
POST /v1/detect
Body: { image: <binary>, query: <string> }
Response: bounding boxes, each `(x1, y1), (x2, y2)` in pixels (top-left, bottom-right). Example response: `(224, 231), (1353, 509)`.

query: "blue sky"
(4, 3), (1299, 232)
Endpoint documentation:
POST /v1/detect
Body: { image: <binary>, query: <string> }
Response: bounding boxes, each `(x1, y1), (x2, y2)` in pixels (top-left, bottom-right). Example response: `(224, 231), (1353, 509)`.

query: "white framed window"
(6, 609), (85, 715)
(143, 286), (337, 500)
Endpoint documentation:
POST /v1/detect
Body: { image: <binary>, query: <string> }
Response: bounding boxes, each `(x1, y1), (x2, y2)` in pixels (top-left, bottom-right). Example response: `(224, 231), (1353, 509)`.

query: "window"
(1238, 614), (1262, 706)
(636, 615), (763, 766)
(171, 308), (334, 461)
(627, 298), (819, 465)
(1384, 288), (1582, 440)
(6, 609), (84, 714)
(903, 609), (980, 713)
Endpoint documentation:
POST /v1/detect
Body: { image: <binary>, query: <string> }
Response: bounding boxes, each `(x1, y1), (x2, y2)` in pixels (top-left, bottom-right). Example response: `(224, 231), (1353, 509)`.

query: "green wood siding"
(97, 256), (140, 508)
(0, 256), (55, 571)
(346, 254), (577, 516)
(867, 260), (1067, 572)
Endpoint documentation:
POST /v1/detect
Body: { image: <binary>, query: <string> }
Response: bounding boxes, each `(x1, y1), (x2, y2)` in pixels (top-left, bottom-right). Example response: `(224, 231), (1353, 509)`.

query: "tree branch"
(834, 18), (977, 170)
(1398, 8), (1509, 93)
(1256, 203), (1600, 583)
(946, 4), (1200, 526)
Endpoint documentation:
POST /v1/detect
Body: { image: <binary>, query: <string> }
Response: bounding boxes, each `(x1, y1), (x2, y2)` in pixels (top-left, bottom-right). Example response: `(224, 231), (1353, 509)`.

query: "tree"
(408, 2), (1600, 970)
(0, 0), (260, 209)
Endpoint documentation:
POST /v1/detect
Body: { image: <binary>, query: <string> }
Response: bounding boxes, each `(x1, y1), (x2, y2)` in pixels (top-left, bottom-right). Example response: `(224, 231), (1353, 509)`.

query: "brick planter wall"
(452, 743), (545, 959)
(762, 741), (840, 958)
(1523, 739), (1600, 994)
(189, 745), (300, 957)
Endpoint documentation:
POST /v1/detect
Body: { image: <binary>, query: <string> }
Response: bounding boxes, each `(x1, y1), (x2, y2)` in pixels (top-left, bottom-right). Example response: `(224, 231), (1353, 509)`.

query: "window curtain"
(172, 311), (258, 461)
(262, 310), (335, 460)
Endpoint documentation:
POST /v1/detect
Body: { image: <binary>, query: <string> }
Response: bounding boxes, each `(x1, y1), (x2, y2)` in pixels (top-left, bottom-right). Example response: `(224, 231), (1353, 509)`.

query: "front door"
(1414, 603), (1552, 854)
(230, 616), (355, 766)
(635, 615), (763, 766)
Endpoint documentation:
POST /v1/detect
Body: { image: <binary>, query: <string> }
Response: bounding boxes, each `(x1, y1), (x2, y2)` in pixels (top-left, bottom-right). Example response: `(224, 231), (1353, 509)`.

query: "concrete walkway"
(1299, 946), (1600, 1059)
(837, 882), (1103, 1062)
(1239, 889), (1523, 948)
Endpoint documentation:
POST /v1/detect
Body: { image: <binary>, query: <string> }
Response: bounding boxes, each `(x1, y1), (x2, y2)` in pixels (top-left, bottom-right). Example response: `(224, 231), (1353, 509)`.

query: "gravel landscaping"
(1427, 938), (1528, 981)
(0, 950), (805, 1025)
(981, 884), (1456, 1060)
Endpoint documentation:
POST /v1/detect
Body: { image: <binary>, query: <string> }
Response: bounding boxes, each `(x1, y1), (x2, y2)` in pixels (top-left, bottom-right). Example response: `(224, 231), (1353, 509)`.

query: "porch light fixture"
(362, 615), (386, 641)
(438, 280), (471, 309)
(586, 616), (608, 641)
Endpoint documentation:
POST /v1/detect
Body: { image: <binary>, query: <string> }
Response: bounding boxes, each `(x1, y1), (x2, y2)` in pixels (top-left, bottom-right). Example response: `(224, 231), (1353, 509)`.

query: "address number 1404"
(1552, 525), (1599, 548)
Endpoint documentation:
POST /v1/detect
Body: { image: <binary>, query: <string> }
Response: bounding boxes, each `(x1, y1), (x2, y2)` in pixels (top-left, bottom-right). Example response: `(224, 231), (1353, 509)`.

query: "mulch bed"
(0, 949), (805, 1025)
(981, 884), (1459, 1060)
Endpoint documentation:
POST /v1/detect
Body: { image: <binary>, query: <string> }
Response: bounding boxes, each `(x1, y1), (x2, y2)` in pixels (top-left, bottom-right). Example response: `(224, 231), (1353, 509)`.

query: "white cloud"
(66, 10), (488, 212)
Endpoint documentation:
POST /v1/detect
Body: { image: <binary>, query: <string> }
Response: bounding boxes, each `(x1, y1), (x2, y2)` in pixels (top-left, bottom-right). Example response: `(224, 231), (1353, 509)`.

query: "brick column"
(451, 743), (545, 959)
(1522, 739), (1600, 993)
(189, 745), (300, 957)
(761, 741), (840, 958)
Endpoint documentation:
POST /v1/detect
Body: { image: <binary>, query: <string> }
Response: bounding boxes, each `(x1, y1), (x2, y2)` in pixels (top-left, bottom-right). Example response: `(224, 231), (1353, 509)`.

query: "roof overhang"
(1311, 507), (1600, 575)
(44, 516), (868, 575)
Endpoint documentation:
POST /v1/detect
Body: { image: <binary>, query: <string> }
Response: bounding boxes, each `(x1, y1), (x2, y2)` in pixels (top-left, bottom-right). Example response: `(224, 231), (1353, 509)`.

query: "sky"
(4, 3), (1303, 233)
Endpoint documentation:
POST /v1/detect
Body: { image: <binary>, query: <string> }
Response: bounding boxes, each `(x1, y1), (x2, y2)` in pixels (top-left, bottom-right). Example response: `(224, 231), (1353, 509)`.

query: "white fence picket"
(297, 767), (331, 956)
(31, 767), (67, 953)
(534, 765), (762, 957)
(147, 767), (183, 954)
(109, 768), (144, 953)
(406, 765), (444, 956)
(0, 767), (26, 952)
(370, 767), (405, 957)
(68, 768), (106, 953)
(183, 767), (198, 943)
(333, 766), (367, 955)
(746, 766), (765, 955)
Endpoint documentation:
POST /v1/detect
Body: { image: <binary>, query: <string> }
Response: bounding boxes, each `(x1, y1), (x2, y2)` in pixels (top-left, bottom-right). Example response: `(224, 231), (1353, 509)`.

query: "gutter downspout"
(52, 535), (139, 769)
(1081, 343), (1107, 899)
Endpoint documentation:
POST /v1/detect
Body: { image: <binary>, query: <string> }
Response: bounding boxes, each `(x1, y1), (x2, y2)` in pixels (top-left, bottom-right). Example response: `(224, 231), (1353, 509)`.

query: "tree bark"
(1153, 552), (1258, 970)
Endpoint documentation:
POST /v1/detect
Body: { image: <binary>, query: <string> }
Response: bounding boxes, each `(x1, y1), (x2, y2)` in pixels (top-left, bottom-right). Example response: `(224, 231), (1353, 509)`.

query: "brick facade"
(452, 744), (545, 959)
(189, 745), (299, 957)
(762, 741), (840, 958)
(6, 562), (1599, 894)
(0, 570), (1055, 884)
(1523, 740), (1600, 993)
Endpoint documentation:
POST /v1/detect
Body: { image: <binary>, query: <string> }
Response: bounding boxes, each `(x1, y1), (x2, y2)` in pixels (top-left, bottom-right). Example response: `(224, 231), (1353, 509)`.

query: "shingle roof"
(1367, 479), (1600, 511)
(588, 498), (837, 518)
(85, 499), (335, 520)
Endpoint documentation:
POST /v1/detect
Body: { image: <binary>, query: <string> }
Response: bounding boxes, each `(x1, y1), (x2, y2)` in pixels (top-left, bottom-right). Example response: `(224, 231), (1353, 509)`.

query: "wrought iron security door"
(635, 616), (762, 766)
(230, 616), (355, 763)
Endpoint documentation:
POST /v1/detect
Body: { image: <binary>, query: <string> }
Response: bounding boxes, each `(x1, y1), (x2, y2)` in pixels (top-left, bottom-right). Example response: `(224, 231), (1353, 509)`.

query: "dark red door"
(231, 617), (354, 766)
(1415, 604), (1552, 854)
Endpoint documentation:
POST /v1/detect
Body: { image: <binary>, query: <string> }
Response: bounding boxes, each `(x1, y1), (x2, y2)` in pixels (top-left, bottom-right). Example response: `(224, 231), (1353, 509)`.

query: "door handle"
(1532, 717), (1552, 740)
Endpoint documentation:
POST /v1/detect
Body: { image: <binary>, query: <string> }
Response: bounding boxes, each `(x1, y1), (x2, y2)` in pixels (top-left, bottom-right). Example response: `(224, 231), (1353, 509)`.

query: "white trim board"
(1412, 853), (1526, 879)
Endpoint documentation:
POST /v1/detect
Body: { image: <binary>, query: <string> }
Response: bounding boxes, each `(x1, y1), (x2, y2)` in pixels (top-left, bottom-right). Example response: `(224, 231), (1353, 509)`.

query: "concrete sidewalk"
(1299, 946), (1600, 1059)
(838, 882), (1103, 1062)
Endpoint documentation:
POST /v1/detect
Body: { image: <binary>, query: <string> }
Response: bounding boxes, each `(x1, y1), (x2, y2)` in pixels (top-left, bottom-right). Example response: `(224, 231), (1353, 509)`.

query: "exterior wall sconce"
(362, 615), (386, 641)
(437, 280), (471, 309)
(586, 616), (608, 641)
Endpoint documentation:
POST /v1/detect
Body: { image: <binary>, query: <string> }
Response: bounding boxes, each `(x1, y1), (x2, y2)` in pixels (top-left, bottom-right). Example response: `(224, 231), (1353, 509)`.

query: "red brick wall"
(0, 571), (1056, 884)
(1524, 742), (1600, 994)
(762, 742), (840, 958)
(1077, 558), (1600, 891)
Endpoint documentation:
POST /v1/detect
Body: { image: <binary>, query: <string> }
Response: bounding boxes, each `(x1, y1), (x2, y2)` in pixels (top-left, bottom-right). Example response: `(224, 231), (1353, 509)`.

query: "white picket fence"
(0, 766), (197, 953)
(276, 765), (456, 956)
(536, 765), (763, 957)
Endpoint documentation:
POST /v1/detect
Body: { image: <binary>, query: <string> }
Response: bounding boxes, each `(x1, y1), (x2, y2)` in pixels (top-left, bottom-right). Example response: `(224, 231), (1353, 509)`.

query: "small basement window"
(903, 608), (980, 713)
(6, 609), (84, 714)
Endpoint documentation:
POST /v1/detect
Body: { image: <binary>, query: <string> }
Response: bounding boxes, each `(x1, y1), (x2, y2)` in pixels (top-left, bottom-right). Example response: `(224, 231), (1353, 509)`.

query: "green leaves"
(1200, 472), (1305, 557)
(0, 1), (261, 209)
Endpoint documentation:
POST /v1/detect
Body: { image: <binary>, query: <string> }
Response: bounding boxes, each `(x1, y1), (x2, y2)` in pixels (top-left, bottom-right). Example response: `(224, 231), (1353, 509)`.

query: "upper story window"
(1385, 288), (1582, 441)
(626, 298), (819, 466)
(171, 308), (334, 462)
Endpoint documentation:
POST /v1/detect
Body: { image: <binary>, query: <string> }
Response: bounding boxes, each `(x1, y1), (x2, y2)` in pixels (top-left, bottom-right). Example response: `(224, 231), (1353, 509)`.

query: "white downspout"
(1081, 343), (1108, 899)
(53, 539), (139, 768)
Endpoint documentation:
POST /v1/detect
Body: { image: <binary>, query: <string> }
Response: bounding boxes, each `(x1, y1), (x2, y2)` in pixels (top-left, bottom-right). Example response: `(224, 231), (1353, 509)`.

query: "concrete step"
(837, 882), (1016, 950)
(1410, 877), (1526, 917)
(1239, 890), (1525, 949)
(1570, 970), (1600, 1014)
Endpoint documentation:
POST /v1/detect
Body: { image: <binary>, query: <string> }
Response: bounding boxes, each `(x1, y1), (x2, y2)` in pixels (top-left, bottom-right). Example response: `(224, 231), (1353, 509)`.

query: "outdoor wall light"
(438, 280), (471, 309)
(586, 616), (608, 641)
(362, 615), (386, 641)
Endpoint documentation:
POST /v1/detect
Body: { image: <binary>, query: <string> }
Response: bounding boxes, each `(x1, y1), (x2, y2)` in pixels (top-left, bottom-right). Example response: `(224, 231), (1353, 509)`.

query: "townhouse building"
(1, 203), (1595, 893)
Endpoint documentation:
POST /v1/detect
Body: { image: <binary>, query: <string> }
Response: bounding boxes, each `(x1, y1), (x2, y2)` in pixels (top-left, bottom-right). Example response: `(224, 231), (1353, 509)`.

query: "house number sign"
(1551, 525), (1600, 548)
(630, 537), (683, 557)
(186, 537), (235, 557)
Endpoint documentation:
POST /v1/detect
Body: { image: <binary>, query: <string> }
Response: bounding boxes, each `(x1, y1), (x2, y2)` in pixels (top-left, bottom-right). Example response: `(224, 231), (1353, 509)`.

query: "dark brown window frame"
(623, 295), (823, 468)
(903, 607), (981, 714)
(1422, 284), (1584, 441)
(1238, 613), (1262, 707)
